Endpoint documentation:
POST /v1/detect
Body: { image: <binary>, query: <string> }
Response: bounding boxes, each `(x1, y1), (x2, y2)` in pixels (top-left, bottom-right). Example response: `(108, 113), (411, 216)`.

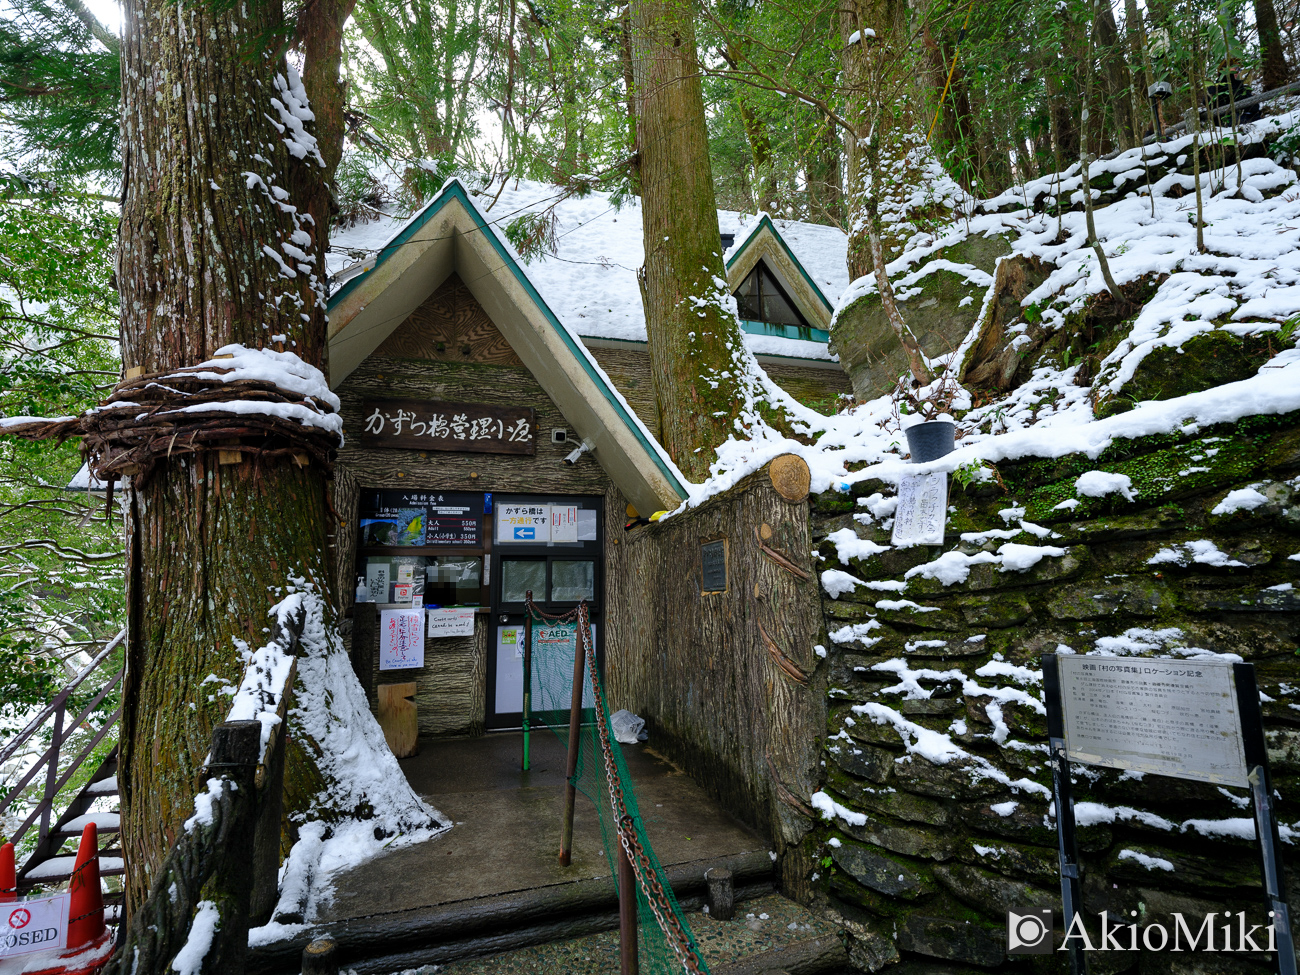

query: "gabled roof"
(724, 214), (835, 343)
(326, 178), (689, 514)
(328, 177), (849, 363)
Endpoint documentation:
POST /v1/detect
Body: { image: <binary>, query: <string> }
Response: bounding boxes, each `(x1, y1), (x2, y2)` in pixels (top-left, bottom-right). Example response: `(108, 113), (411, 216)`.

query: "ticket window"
(355, 490), (489, 608)
(487, 495), (603, 729)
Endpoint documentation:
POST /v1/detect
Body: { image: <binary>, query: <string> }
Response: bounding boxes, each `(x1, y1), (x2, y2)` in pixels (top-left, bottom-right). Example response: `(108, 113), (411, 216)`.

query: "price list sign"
(1057, 655), (1249, 787)
(360, 490), (484, 547)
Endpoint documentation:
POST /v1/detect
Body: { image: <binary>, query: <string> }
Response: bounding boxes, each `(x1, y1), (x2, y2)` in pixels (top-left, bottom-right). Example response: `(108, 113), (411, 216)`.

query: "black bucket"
(905, 420), (956, 463)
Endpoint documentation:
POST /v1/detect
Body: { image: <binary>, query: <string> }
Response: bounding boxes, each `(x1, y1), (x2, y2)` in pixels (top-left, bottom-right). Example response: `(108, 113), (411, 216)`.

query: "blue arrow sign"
(514, 527), (535, 539)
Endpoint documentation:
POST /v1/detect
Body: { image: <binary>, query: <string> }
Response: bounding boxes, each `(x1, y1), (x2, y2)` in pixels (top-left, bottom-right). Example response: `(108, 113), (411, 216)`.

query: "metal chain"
(577, 603), (706, 975)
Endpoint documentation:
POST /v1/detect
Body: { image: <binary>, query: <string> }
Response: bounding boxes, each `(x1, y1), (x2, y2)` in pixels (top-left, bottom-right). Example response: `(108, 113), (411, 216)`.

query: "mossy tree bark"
(117, 0), (338, 919)
(631, 0), (756, 481)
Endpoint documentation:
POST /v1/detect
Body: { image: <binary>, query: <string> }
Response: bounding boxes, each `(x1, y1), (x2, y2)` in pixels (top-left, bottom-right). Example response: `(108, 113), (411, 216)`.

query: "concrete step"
(246, 848), (777, 975)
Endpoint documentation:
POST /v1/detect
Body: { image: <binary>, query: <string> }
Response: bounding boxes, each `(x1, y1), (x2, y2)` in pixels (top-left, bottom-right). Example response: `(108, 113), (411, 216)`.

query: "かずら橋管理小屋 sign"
(361, 400), (535, 455)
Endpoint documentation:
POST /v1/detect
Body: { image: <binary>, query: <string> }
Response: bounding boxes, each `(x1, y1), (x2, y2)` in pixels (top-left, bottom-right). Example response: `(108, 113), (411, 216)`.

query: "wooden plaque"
(701, 538), (728, 594)
(360, 399), (536, 455)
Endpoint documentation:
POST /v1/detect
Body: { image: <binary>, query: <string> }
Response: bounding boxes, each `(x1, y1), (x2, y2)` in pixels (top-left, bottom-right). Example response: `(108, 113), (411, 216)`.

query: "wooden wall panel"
(375, 273), (523, 367)
(605, 467), (825, 898)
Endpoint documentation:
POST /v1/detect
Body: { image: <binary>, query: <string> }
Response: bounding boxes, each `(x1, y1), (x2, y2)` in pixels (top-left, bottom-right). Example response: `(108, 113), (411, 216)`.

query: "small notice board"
(380, 609), (425, 670)
(1043, 654), (1294, 974)
(0, 894), (68, 958)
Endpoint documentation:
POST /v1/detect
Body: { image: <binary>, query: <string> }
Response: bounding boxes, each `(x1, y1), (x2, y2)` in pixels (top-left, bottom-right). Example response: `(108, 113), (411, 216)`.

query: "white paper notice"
(366, 563), (390, 603)
(551, 505), (579, 543)
(427, 606), (477, 638)
(577, 509), (598, 541)
(379, 609), (425, 670)
(0, 894), (69, 958)
(496, 503), (551, 543)
(891, 473), (948, 547)
(1058, 655), (1248, 786)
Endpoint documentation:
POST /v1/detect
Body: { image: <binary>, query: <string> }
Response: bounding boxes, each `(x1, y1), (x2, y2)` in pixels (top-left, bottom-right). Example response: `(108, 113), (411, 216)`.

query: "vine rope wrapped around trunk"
(0, 353), (342, 486)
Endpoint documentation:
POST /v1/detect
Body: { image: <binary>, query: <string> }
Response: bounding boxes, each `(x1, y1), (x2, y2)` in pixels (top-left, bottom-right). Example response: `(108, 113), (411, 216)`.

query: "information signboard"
(1057, 655), (1248, 786)
(0, 895), (68, 959)
(360, 490), (483, 548)
(701, 539), (727, 593)
(891, 472), (948, 547)
(496, 503), (552, 543)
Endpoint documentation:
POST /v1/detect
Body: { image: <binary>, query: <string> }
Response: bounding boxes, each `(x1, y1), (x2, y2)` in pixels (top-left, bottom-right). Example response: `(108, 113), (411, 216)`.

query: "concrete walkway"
(318, 731), (768, 921)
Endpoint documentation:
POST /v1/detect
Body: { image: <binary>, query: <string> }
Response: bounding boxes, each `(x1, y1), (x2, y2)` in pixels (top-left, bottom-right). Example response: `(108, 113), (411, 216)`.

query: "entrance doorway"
(486, 494), (604, 729)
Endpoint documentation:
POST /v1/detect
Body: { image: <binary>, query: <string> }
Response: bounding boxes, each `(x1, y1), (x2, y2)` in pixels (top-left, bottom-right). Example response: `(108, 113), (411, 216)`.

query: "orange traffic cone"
(65, 824), (103, 950)
(0, 841), (14, 903)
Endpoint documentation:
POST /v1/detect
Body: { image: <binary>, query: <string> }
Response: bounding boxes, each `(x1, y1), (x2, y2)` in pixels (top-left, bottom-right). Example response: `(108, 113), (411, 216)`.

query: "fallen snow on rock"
(997, 543), (1067, 573)
(1148, 540), (1249, 568)
(1212, 487), (1270, 515)
(1075, 470), (1136, 502)
(1118, 849), (1175, 872)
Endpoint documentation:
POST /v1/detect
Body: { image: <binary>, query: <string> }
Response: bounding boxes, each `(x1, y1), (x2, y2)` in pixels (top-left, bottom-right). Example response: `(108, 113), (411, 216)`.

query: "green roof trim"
(725, 215), (834, 317)
(327, 180), (688, 502)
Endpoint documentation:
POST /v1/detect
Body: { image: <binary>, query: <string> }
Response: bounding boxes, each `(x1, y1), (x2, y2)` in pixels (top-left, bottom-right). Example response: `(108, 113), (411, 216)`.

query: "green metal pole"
(522, 591), (533, 772)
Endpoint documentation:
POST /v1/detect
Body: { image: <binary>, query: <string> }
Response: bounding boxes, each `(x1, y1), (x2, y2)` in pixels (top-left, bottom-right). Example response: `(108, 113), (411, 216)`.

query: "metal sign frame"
(1042, 654), (1296, 975)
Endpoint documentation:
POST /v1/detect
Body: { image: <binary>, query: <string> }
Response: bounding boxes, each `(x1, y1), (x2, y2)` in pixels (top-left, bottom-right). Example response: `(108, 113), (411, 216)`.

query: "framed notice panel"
(360, 490), (484, 548)
(1056, 655), (1248, 787)
(361, 399), (536, 455)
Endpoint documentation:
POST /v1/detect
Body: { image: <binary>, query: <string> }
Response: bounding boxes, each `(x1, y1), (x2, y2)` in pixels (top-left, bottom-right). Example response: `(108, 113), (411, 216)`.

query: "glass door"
(486, 495), (602, 729)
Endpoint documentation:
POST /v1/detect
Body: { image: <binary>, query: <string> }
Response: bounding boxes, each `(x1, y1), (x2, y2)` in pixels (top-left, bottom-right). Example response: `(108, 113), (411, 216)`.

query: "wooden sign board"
(361, 399), (536, 455)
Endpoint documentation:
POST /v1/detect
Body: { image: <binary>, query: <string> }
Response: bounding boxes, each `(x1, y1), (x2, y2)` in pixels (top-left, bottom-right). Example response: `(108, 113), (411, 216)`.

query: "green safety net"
(524, 600), (709, 975)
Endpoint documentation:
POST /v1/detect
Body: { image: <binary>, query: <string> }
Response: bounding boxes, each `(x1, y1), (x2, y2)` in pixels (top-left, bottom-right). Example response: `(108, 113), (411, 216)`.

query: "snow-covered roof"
(326, 178), (690, 515)
(328, 177), (850, 363)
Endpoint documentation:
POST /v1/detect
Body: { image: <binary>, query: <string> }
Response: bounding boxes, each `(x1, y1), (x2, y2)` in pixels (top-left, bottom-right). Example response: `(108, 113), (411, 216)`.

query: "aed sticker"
(501, 628), (518, 644)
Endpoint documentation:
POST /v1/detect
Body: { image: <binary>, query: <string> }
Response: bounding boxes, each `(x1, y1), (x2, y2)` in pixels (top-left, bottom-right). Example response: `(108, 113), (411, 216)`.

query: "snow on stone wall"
(809, 412), (1300, 971)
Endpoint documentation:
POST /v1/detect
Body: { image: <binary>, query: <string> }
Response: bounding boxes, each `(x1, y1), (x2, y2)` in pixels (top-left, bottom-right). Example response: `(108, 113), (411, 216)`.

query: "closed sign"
(0, 894), (68, 958)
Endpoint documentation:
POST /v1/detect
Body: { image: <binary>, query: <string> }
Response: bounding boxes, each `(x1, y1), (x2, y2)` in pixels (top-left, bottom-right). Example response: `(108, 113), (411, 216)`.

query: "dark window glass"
(733, 261), (808, 328)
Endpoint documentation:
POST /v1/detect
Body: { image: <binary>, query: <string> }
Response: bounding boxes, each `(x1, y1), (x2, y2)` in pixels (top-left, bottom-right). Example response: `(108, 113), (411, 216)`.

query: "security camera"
(564, 438), (595, 465)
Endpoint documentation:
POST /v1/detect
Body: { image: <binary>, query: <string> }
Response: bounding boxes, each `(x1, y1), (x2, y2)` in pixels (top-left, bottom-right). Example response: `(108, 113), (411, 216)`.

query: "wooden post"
(199, 720), (261, 975)
(522, 591), (533, 772)
(558, 612), (588, 866)
(301, 937), (339, 975)
(618, 836), (639, 975)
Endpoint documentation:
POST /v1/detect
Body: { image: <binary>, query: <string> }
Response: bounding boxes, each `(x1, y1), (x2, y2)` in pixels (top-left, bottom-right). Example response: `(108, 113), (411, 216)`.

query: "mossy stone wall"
(808, 412), (1300, 972)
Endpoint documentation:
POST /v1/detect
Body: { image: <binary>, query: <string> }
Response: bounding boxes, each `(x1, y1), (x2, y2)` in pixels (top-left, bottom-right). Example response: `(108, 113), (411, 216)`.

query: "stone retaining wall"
(808, 411), (1300, 972)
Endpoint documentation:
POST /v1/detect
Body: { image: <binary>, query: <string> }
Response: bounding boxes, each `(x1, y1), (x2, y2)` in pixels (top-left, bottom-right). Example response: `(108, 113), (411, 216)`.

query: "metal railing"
(0, 629), (126, 855)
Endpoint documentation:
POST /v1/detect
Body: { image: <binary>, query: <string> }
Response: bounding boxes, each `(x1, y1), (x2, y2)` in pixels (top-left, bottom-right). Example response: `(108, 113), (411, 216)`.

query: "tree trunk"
(1255, 0), (1293, 91)
(805, 119), (842, 224)
(1096, 0), (1137, 150)
(631, 0), (757, 480)
(117, 0), (333, 919)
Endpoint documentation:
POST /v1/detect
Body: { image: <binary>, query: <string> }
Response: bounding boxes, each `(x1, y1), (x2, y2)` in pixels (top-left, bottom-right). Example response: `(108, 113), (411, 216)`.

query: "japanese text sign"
(380, 609), (425, 670)
(1057, 655), (1248, 786)
(360, 399), (535, 455)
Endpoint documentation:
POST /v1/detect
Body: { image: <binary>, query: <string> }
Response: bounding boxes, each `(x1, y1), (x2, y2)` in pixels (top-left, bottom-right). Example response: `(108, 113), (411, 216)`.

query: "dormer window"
(734, 260), (809, 328)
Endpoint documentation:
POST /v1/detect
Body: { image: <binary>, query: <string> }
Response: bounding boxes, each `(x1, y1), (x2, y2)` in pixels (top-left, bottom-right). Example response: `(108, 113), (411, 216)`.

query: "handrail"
(0, 628), (125, 768)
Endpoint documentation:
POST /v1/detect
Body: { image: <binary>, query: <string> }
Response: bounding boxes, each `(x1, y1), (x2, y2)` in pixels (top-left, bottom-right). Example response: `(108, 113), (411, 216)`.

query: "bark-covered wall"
(808, 412), (1300, 971)
(606, 465), (827, 895)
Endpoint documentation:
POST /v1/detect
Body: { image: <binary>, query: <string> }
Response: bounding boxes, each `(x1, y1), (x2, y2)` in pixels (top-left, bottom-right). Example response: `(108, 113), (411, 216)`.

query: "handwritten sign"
(890, 473), (948, 547)
(360, 490), (483, 548)
(427, 607), (477, 638)
(361, 400), (535, 455)
(380, 609), (425, 670)
(0, 894), (68, 958)
(1058, 655), (1248, 786)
